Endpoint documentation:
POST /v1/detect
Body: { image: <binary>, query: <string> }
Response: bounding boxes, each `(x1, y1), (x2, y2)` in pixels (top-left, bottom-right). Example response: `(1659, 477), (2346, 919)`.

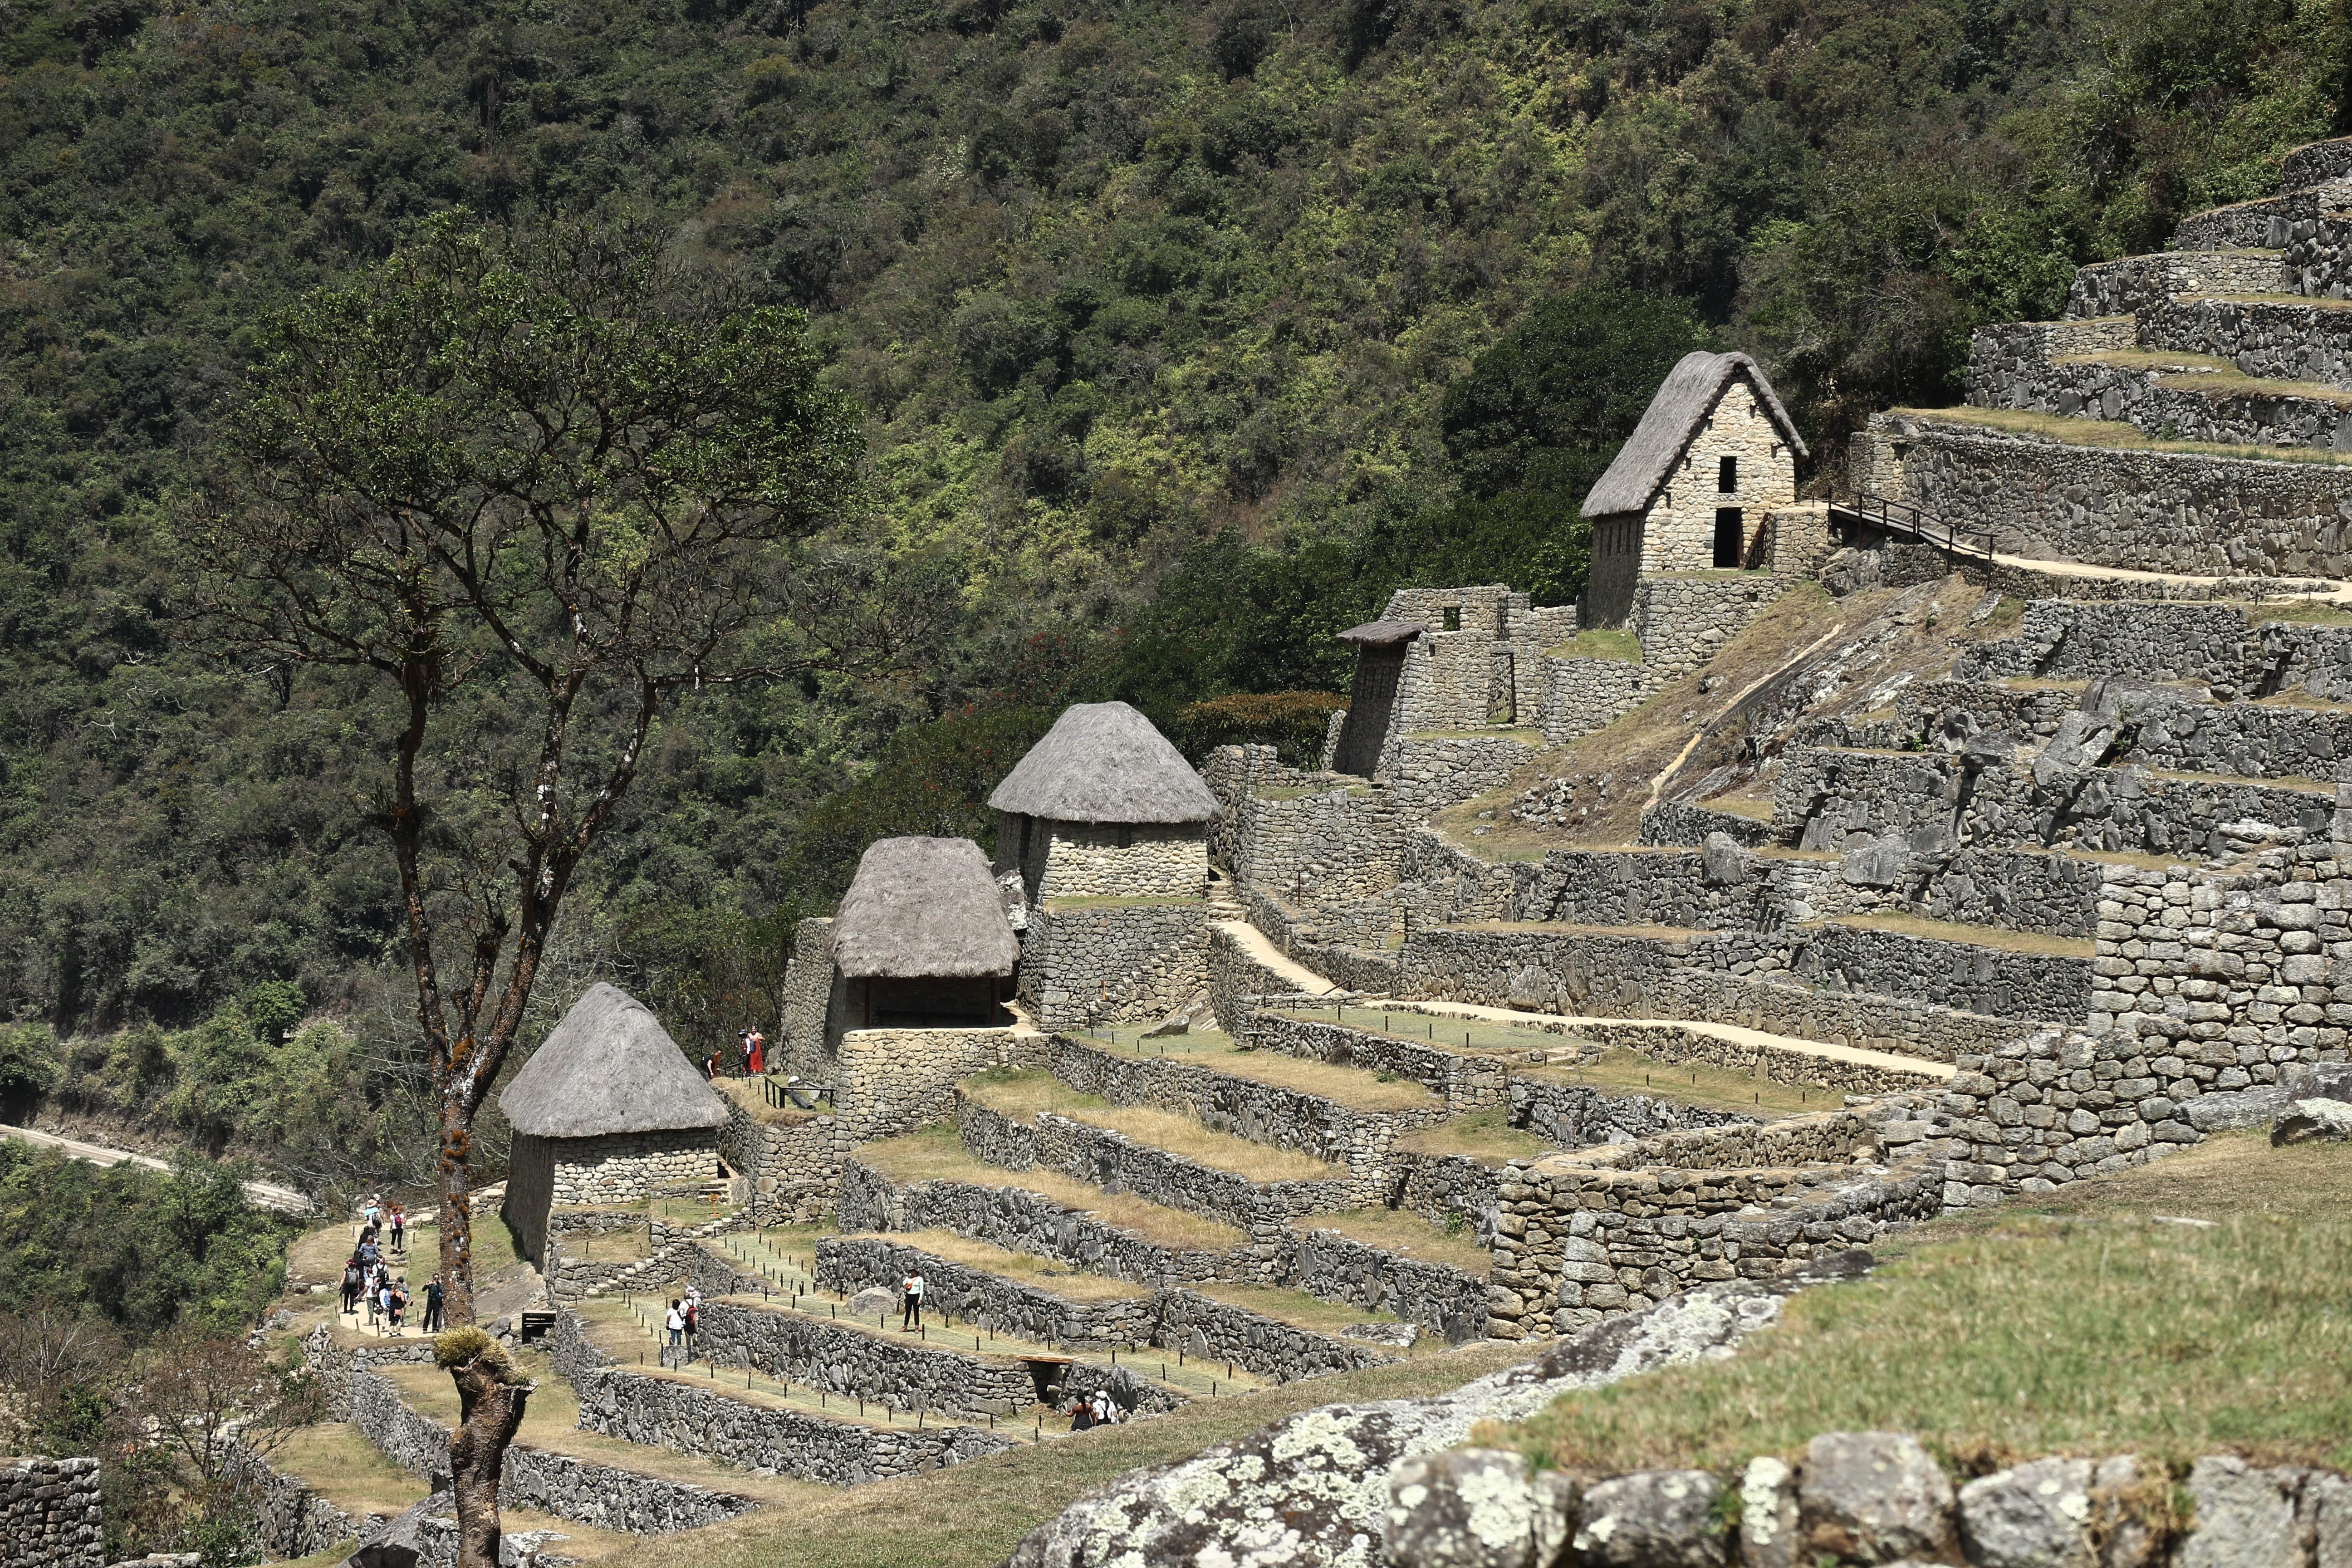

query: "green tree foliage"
(0, 1144), (295, 1335)
(1169, 691), (1351, 767)
(0, 0), (2331, 1063)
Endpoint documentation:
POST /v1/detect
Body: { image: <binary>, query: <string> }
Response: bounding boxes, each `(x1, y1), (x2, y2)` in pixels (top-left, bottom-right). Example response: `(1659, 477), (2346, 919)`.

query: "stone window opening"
(1714, 507), (1744, 568)
(1718, 455), (1737, 491)
(1442, 606), (1461, 631)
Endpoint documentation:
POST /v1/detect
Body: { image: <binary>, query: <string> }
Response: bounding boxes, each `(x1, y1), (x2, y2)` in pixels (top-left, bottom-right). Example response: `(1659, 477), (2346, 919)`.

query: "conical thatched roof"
(831, 837), (1020, 980)
(1580, 352), (1808, 519)
(987, 701), (1220, 825)
(498, 983), (728, 1140)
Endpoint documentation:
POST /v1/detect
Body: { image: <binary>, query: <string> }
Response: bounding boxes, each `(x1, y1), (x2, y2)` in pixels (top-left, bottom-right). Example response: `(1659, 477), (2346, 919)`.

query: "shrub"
(1169, 691), (1348, 768)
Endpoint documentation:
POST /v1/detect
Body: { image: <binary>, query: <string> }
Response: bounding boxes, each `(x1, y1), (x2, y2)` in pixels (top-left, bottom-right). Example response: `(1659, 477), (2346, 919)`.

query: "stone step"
(2062, 251), (2284, 319)
(2174, 195), (2297, 251)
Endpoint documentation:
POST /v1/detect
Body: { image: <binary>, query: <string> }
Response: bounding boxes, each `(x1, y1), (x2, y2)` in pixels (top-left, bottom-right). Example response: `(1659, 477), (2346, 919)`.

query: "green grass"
(1306, 1206), (1493, 1274)
(623, 1341), (1539, 1568)
(1518, 1049), (1828, 1118)
(1551, 627), (1643, 662)
(1494, 1134), (2352, 1475)
(1395, 1106), (1552, 1165)
(853, 1125), (1248, 1253)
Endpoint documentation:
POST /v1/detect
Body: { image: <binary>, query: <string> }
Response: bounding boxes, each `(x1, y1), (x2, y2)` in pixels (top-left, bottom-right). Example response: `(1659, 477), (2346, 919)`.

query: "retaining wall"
(0, 1457), (101, 1568)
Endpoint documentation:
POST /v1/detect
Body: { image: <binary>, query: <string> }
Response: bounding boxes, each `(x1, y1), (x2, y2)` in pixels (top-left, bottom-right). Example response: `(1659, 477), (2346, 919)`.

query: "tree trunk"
(438, 1105), (478, 1329)
(447, 1352), (529, 1568)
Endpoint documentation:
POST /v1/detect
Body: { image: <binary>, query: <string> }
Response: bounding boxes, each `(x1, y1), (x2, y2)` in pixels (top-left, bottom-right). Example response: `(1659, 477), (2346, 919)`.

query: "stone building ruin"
(499, 981), (731, 1265)
(1580, 349), (1806, 626)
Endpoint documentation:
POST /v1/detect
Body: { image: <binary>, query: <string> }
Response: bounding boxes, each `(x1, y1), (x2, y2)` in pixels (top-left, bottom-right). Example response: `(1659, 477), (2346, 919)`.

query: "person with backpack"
(341, 1258), (363, 1317)
(683, 1298), (699, 1359)
(666, 1301), (685, 1357)
(422, 1275), (445, 1333)
(389, 1204), (406, 1256)
(1068, 1397), (1095, 1432)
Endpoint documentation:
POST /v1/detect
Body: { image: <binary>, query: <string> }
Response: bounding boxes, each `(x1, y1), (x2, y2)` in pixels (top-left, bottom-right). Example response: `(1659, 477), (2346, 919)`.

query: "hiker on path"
(746, 1029), (766, 1076)
(422, 1275), (445, 1333)
(900, 1269), (925, 1330)
(389, 1204), (406, 1255)
(683, 1298), (698, 1358)
(1068, 1397), (1094, 1431)
(341, 1259), (363, 1316)
(1091, 1389), (1120, 1426)
(666, 1301), (685, 1357)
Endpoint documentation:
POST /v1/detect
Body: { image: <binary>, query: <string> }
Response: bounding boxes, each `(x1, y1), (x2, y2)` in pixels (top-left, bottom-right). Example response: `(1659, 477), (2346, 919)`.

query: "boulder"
(2299, 1470), (2352, 1568)
(1959, 1456), (2097, 1568)
(2180, 1456), (2299, 1568)
(2283, 1062), (2352, 1103)
(1143, 990), (1215, 1038)
(1700, 833), (1752, 887)
(1838, 838), (1906, 889)
(1798, 1432), (1956, 1564)
(1344, 1322), (1424, 1348)
(2272, 1098), (2352, 1147)
(1382, 1448), (1538, 1568)
(847, 1286), (899, 1319)
(1570, 1469), (1725, 1568)
(2185, 1087), (2285, 1132)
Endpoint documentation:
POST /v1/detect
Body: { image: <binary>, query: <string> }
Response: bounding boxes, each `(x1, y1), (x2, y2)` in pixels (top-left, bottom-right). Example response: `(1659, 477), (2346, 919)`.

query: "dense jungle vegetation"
(0, 0), (2340, 1189)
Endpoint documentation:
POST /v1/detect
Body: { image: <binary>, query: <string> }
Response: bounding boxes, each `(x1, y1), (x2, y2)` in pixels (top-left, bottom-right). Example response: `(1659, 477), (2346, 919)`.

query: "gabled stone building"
(499, 982), (730, 1265)
(1580, 350), (1807, 626)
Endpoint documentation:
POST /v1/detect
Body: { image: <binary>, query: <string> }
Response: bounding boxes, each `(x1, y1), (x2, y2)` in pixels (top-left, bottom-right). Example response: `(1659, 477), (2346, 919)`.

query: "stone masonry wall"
(0, 1457), (101, 1568)
(1859, 412), (2352, 578)
(223, 1435), (372, 1560)
(1038, 823), (1210, 900)
(1539, 655), (1663, 745)
(1632, 574), (1785, 680)
(778, 916), (834, 1079)
(1020, 901), (1208, 1030)
(1967, 342), (2352, 451)
(1232, 1011), (1514, 1112)
(2140, 294), (2352, 391)
(687, 1296), (1039, 1419)
(548, 1128), (719, 1207)
(1289, 1225), (1490, 1343)
(718, 1101), (842, 1223)
(1149, 1288), (1396, 1381)
(2059, 250), (2285, 318)
(834, 1024), (1034, 1141)
(1487, 1150), (1942, 1338)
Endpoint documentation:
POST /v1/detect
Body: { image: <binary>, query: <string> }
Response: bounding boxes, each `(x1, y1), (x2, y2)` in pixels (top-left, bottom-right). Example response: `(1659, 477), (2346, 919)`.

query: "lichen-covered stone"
(1959, 1456), (2097, 1568)
(2180, 1456), (2300, 1568)
(1570, 1469), (1725, 1568)
(1382, 1448), (1537, 1568)
(1798, 1431), (1957, 1564)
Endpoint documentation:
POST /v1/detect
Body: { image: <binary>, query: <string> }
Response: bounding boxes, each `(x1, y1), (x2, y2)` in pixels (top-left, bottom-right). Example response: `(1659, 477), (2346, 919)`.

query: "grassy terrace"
(855, 1125), (1246, 1253)
(1493, 1134), (2352, 1473)
(1073, 1024), (1442, 1112)
(2057, 346), (2352, 404)
(877, 1228), (1154, 1305)
(712, 1073), (824, 1128)
(1264, 1001), (1588, 1058)
(1306, 1205), (1492, 1275)
(1181, 1279), (1432, 1354)
(1519, 1051), (1830, 1119)
(1816, 912), (2096, 958)
(961, 1069), (1336, 1183)
(629, 1341), (1539, 1568)
(1396, 1106), (1552, 1165)
(1548, 627), (1642, 661)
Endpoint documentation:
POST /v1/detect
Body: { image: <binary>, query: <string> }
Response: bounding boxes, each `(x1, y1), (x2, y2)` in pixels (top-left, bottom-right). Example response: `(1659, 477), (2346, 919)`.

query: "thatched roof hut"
(1336, 618), (1428, 647)
(1581, 351), (1806, 519)
(988, 701), (1219, 825)
(832, 837), (1019, 980)
(499, 983), (729, 1140)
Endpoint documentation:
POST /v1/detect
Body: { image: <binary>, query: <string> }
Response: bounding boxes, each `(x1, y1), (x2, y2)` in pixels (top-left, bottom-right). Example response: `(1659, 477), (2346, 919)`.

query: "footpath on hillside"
(0, 1122), (314, 1214)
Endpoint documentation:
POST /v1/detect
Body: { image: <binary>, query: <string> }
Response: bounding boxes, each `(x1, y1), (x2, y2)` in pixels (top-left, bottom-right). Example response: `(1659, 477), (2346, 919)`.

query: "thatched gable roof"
(831, 837), (1020, 979)
(1580, 352), (1808, 519)
(498, 983), (728, 1140)
(1337, 619), (1428, 647)
(987, 701), (1220, 825)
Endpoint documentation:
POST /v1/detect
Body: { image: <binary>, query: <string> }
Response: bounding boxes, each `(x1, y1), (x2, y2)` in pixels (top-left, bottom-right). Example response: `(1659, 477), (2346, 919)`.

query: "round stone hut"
(830, 834), (1021, 1033)
(989, 700), (1220, 904)
(498, 981), (729, 1265)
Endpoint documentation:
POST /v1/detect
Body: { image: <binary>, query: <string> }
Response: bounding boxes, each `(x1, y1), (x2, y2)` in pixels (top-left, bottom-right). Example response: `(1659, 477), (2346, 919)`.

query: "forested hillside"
(0, 0), (2339, 1182)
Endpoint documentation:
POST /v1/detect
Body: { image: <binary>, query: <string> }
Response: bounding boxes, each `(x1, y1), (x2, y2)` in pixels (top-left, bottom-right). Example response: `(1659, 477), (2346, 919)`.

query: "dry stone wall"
(1151, 1287), (1395, 1380)
(1856, 412), (2352, 578)
(1969, 343), (2352, 450)
(0, 1457), (100, 1568)
(1539, 655), (1663, 745)
(777, 917), (834, 1078)
(1233, 1012), (1515, 1112)
(1931, 1029), (2204, 1205)
(1042, 1033), (1453, 1185)
(1507, 1075), (1755, 1150)
(1788, 921), (2093, 1024)
(956, 1096), (1360, 1227)
(223, 1436), (371, 1560)
(1488, 1146), (1941, 1338)
(1289, 1225), (1488, 1343)
(1037, 823), (1209, 900)
(545, 1129), (719, 1207)
(1632, 574), (1785, 680)
(2061, 249), (2285, 316)
(835, 1024), (1033, 1140)
(719, 1102), (841, 1223)
(1393, 1152), (1508, 1225)
(687, 1297), (1039, 1418)
(1020, 902), (1207, 1030)
(2141, 294), (2352, 389)
(815, 1236), (1158, 1348)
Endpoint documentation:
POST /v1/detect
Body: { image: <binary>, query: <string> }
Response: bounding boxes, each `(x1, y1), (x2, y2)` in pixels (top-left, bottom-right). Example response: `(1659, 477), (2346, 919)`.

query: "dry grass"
(1816, 912), (2096, 958)
(1498, 1134), (2352, 1475)
(855, 1126), (1247, 1252)
(1183, 1279), (1425, 1346)
(961, 1070), (1336, 1183)
(1306, 1207), (1492, 1274)
(883, 1229), (1153, 1303)
(267, 1421), (430, 1522)
(2251, 600), (2352, 626)
(1079, 1029), (1441, 1112)
(1395, 1107), (1551, 1166)
(2062, 347), (2352, 405)
(1521, 1049), (1827, 1118)
(1552, 628), (1643, 662)
(623, 1341), (1539, 1568)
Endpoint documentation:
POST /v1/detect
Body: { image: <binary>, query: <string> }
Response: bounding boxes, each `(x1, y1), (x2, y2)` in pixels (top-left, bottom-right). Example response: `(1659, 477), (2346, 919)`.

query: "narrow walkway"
(1404, 998), (1957, 1083)
(1995, 548), (2352, 598)
(0, 1122), (315, 1213)
(1211, 917), (1338, 997)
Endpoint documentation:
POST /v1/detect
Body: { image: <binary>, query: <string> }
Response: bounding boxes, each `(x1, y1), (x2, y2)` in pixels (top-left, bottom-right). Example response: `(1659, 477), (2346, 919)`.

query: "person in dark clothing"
(341, 1259), (364, 1316)
(422, 1275), (446, 1333)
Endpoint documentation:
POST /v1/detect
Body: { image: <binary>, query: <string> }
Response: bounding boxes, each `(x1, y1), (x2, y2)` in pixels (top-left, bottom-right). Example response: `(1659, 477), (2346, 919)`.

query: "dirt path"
(1211, 918), (1339, 996)
(0, 1122), (314, 1214)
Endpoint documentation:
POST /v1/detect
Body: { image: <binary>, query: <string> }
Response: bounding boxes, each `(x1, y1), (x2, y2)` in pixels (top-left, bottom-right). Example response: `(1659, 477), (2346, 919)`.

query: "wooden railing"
(1829, 495), (1997, 561)
(760, 1075), (832, 1110)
